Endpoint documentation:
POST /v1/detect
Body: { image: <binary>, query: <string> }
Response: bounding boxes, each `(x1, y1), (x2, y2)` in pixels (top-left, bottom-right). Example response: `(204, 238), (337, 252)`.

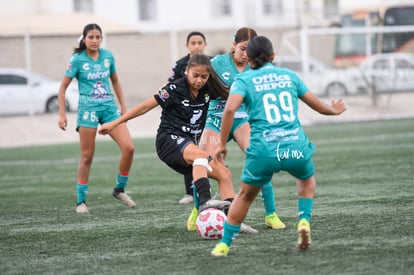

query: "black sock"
(194, 177), (211, 205)
(184, 173), (193, 195)
(223, 198), (234, 215)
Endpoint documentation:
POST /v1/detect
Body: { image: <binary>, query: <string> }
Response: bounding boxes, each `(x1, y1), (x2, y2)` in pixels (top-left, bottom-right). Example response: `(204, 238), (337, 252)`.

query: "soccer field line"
(0, 131), (412, 167)
(0, 152), (158, 167)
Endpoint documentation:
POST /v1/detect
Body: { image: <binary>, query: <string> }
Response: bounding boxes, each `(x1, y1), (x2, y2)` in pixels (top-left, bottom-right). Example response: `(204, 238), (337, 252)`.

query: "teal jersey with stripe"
(209, 53), (248, 118)
(65, 48), (117, 111)
(230, 63), (310, 157)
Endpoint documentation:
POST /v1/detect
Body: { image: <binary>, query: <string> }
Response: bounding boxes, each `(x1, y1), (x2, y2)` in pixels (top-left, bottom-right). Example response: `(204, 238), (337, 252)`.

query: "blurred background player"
(58, 23), (136, 214)
(211, 36), (346, 256)
(168, 31), (208, 204)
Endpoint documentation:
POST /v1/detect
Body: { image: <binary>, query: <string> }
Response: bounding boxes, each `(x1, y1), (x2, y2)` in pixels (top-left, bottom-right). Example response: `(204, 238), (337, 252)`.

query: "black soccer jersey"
(168, 54), (190, 82)
(154, 77), (210, 142)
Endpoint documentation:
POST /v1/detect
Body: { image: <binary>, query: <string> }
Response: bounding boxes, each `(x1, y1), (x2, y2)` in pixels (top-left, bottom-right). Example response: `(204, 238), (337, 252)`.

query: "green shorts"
(204, 114), (248, 142)
(76, 105), (120, 130)
(241, 143), (315, 186)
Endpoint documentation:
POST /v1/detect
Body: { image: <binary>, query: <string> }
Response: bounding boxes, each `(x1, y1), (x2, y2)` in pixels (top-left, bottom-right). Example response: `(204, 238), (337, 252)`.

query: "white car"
(274, 54), (414, 97)
(0, 68), (78, 115)
(273, 56), (366, 97)
(357, 53), (414, 94)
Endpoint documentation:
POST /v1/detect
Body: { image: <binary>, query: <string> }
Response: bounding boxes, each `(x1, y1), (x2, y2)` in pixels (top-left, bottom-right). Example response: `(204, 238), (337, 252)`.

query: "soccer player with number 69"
(211, 36), (346, 256)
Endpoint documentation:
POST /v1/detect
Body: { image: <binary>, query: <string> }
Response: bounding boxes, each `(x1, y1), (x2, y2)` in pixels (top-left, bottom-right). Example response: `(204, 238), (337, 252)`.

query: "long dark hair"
(231, 27), (257, 53)
(74, 23), (102, 53)
(187, 54), (229, 99)
(246, 36), (274, 69)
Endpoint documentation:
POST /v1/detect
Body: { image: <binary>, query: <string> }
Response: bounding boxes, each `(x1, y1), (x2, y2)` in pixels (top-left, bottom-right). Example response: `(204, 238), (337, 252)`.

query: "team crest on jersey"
(158, 89), (170, 100)
(204, 93), (209, 103)
(104, 59), (110, 68)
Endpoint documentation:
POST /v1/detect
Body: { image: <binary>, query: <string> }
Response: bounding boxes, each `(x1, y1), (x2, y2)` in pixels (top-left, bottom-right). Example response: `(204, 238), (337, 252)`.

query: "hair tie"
(77, 35), (84, 43)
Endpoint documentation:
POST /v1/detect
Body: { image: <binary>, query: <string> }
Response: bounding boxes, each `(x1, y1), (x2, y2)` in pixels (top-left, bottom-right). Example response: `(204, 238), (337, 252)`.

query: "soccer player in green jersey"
(58, 23), (136, 214)
(211, 36), (346, 256)
(187, 27), (285, 233)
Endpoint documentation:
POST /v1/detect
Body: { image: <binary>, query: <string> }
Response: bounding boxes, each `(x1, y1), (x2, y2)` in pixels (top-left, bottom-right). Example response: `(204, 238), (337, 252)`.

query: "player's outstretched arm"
(99, 96), (159, 135)
(300, 91), (346, 116)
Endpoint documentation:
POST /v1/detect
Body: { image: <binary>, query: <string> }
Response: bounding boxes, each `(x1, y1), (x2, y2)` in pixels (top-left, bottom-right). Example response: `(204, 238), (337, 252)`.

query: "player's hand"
(98, 122), (115, 135)
(58, 115), (67, 131)
(215, 143), (227, 163)
(331, 98), (346, 115)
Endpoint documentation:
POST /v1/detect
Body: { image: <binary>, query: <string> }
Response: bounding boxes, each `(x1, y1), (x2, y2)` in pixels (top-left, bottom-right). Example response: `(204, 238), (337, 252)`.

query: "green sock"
(192, 182), (200, 209)
(115, 173), (129, 190)
(261, 181), (276, 216)
(221, 221), (241, 247)
(76, 183), (88, 204)
(298, 197), (313, 222)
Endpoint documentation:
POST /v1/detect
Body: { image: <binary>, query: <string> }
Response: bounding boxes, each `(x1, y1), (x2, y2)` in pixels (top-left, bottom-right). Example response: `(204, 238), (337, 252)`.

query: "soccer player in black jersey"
(168, 31), (208, 204)
(99, 54), (234, 213)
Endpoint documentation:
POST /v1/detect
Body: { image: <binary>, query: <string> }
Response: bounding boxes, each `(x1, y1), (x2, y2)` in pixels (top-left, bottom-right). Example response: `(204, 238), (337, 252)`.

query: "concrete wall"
(0, 27), (332, 107)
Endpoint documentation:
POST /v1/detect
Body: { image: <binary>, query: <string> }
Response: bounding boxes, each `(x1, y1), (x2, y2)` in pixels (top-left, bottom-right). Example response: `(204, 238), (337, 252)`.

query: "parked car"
(273, 55), (366, 97)
(357, 53), (414, 94)
(0, 68), (78, 115)
(273, 53), (414, 97)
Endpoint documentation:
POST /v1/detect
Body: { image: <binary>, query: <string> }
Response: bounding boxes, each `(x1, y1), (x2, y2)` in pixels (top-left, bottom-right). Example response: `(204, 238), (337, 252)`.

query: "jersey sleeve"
(154, 82), (175, 108)
(289, 70), (309, 97)
(229, 77), (247, 98)
(65, 54), (78, 78)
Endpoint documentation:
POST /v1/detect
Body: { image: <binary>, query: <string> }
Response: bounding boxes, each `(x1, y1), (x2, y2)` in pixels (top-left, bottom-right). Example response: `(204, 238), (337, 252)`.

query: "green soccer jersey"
(230, 62), (310, 157)
(65, 48), (117, 111)
(209, 53), (248, 118)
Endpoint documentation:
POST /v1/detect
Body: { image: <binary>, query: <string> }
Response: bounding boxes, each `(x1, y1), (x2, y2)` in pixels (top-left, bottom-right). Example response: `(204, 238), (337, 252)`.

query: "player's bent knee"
(193, 157), (213, 172)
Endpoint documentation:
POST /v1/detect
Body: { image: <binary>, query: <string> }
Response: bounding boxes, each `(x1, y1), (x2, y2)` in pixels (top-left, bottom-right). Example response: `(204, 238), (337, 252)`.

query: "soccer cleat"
(76, 202), (89, 214)
(112, 189), (137, 208)
(240, 223), (259, 234)
(199, 199), (231, 212)
(297, 218), (311, 250)
(265, 213), (286, 229)
(179, 194), (194, 204)
(211, 242), (229, 257)
(186, 207), (199, 231)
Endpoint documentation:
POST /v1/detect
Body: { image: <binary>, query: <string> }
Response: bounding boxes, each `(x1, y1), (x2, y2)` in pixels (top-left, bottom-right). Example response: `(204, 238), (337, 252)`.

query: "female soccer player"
(168, 31), (208, 204)
(211, 36), (346, 256)
(57, 23), (136, 214)
(99, 54), (233, 213)
(187, 27), (285, 232)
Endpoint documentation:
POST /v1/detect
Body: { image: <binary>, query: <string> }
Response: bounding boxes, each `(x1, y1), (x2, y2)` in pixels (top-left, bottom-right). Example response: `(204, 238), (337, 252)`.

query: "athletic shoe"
(179, 194), (194, 204)
(199, 199), (231, 212)
(265, 213), (286, 229)
(211, 242), (229, 257)
(186, 208), (199, 231)
(297, 218), (311, 250)
(112, 189), (137, 208)
(240, 223), (258, 234)
(76, 202), (89, 214)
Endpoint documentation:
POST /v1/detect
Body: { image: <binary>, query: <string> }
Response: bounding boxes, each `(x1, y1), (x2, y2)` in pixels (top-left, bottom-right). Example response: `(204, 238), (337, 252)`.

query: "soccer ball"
(196, 208), (227, 240)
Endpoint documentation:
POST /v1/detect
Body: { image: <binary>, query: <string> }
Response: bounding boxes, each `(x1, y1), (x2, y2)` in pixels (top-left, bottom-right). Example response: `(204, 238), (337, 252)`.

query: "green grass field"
(0, 118), (413, 275)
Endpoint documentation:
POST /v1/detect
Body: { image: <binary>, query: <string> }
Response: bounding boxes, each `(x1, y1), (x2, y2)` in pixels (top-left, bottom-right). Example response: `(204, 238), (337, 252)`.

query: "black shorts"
(156, 132), (194, 175)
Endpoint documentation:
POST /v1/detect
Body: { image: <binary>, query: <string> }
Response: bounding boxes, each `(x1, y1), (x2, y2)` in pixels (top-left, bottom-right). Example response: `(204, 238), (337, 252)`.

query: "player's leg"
(296, 176), (315, 249)
(76, 126), (97, 214)
(182, 144), (231, 211)
(109, 122), (136, 208)
(233, 121), (285, 229)
(211, 182), (262, 256)
(178, 174), (194, 204)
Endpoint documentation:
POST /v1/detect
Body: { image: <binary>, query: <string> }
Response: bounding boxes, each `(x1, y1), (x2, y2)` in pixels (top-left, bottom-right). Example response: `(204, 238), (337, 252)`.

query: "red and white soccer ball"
(196, 208), (227, 240)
